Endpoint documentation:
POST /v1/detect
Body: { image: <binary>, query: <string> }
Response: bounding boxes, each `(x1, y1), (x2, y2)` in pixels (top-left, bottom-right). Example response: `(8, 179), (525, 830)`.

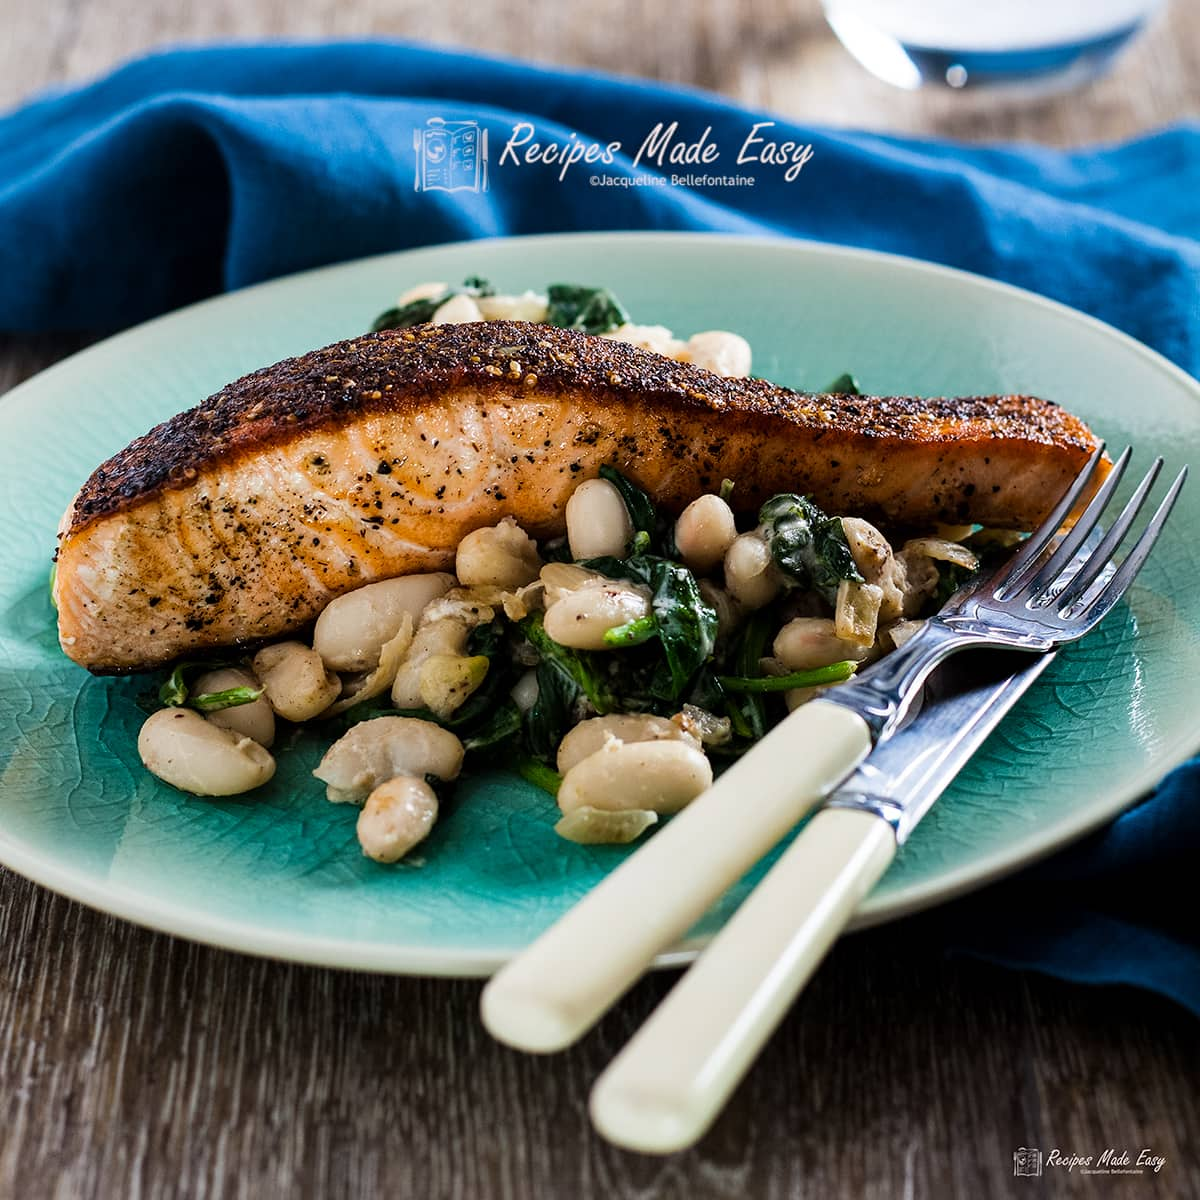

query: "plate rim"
(2, 229), (1198, 974)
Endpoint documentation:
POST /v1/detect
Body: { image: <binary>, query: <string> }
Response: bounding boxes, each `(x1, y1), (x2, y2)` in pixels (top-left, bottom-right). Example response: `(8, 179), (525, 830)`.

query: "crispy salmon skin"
(56, 321), (1104, 673)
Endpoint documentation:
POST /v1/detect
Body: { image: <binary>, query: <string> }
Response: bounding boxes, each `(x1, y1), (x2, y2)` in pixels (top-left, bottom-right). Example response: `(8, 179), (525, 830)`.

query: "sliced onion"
(674, 704), (732, 747)
(502, 580), (545, 621)
(419, 588), (498, 629)
(903, 538), (980, 570)
(835, 580), (884, 646)
(883, 619), (926, 650)
(322, 614), (414, 717)
(554, 806), (659, 845)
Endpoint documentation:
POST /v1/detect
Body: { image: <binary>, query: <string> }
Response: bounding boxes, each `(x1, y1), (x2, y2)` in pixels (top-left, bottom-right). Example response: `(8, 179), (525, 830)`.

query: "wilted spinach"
(190, 685), (264, 713)
(156, 659), (251, 711)
(582, 553), (718, 702)
(462, 702), (523, 756)
(822, 372), (862, 395)
(721, 609), (774, 740)
(719, 660), (857, 692)
(371, 276), (496, 332)
(545, 283), (630, 334)
(759, 494), (862, 605)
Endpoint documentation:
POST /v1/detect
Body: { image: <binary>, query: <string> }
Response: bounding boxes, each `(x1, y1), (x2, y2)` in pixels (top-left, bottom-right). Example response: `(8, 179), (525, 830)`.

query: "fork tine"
(1024, 446), (1132, 605)
(1064, 465), (1188, 627)
(994, 442), (1107, 598)
(1056, 457), (1163, 609)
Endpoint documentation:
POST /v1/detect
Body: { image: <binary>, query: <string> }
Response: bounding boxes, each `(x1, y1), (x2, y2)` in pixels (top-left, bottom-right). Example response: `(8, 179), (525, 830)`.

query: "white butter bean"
(313, 716), (464, 804)
(543, 580), (650, 650)
(684, 330), (752, 378)
(602, 323), (688, 359)
(675, 494), (738, 574)
(556, 714), (694, 775)
(697, 580), (742, 638)
(138, 708), (275, 796)
(391, 617), (470, 709)
(192, 667), (275, 748)
(510, 670), (540, 713)
(314, 573), (454, 671)
(357, 775), (439, 863)
(724, 532), (782, 609)
(253, 642), (341, 722)
(476, 292), (549, 322)
(431, 293), (483, 324)
(396, 281), (448, 305)
(773, 618), (871, 672)
(566, 478), (633, 560)
(558, 738), (712, 816)
(539, 562), (597, 603)
(455, 517), (542, 589)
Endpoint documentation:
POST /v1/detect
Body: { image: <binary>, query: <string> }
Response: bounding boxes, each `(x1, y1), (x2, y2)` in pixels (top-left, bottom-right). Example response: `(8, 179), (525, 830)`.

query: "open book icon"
(414, 118), (489, 193)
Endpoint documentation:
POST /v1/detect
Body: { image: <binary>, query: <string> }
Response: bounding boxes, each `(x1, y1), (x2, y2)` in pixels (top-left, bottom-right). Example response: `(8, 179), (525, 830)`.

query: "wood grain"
(2, 867), (1197, 1200)
(1, 2), (1198, 1196)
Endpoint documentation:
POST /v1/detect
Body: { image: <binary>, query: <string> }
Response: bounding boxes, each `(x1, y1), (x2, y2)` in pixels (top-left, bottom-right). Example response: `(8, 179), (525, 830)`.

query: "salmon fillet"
(55, 321), (1105, 673)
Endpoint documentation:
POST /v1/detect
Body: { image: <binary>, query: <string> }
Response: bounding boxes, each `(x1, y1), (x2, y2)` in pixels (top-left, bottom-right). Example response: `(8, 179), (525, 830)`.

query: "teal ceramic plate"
(2, 233), (1198, 975)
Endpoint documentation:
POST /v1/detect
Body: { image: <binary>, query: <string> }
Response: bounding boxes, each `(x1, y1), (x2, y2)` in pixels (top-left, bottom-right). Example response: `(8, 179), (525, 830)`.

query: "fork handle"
(480, 700), (871, 1053)
(589, 807), (896, 1154)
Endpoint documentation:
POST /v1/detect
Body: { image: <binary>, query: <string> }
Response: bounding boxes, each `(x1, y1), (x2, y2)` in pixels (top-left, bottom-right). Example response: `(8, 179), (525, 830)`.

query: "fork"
(482, 447), (1186, 1083)
(583, 445), (1186, 1151)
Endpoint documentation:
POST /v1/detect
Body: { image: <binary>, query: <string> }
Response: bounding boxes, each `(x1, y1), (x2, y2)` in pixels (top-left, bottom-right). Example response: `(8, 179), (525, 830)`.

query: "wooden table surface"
(1, 3), (1197, 1197)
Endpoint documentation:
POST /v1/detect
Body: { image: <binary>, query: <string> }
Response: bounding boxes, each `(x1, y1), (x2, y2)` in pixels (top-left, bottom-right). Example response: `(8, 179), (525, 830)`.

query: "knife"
(588, 647), (1056, 1154)
(825, 645), (1056, 849)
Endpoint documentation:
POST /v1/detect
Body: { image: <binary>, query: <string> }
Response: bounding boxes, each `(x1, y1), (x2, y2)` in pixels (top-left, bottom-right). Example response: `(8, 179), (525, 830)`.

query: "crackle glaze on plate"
(2, 233), (1198, 975)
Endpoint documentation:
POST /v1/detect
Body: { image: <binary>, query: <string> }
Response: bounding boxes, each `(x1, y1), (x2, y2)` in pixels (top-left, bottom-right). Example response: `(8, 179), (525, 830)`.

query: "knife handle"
(480, 700), (871, 1053)
(589, 807), (896, 1154)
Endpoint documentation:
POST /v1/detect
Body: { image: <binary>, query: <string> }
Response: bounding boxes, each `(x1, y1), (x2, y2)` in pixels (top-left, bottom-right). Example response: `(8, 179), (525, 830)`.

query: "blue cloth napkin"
(2, 42), (1198, 1012)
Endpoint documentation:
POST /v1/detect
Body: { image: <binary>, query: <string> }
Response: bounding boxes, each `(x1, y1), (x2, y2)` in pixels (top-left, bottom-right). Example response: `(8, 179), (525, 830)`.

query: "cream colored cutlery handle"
(480, 701), (871, 1053)
(589, 806), (896, 1154)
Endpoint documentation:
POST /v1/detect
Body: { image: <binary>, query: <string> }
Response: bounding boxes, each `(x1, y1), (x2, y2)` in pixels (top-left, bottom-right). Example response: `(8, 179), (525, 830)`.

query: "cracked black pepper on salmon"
(54, 320), (1106, 673)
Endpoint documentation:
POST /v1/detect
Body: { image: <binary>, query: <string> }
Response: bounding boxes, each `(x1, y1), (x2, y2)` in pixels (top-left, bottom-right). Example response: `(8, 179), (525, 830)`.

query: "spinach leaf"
(719, 660), (857, 692)
(516, 758), (563, 796)
(371, 277), (496, 332)
(540, 536), (575, 564)
(722, 609), (774, 739)
(525, 657), (580, 761)
(933, 560), (975, 608)
(462, 702), (523, 755)
(822, 372), (862, 395)
(759, 494), (862, 604)
(521, 613), (615, 716)
(603, 615), (656, 648)
(190, 686), (264, 712)
(646, 559), (719, 697)
(157, 659), (236, 708)
(545, 283), (630, 334)
(598, 464), (657, 550)
(581, 553), (718, 702)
